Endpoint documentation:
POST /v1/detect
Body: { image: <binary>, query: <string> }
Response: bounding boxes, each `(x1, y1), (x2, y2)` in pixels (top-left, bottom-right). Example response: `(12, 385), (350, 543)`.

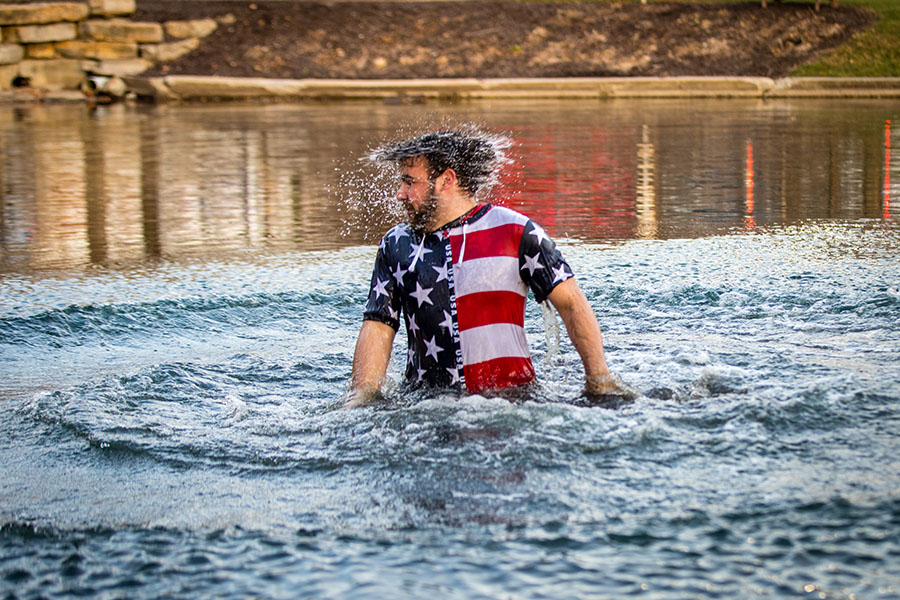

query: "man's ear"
(435, 168), (458, 193)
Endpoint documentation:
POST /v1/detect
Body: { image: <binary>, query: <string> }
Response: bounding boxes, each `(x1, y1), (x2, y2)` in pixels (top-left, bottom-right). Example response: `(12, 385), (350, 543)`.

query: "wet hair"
(371, 130), (505, 196)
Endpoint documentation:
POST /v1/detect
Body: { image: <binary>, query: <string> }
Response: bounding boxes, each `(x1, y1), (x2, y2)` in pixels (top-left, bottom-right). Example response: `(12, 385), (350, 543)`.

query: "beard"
(407, 181), (439, 235)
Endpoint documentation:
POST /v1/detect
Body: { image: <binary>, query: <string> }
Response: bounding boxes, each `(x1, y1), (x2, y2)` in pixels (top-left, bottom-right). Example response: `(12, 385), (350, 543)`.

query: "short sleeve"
(363, 242), (402, 330)
(518, 220), (573, 304)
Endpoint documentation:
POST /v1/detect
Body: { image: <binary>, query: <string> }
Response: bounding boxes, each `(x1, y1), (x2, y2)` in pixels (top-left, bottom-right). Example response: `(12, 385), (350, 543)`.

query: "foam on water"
(1, 225), (897, 550)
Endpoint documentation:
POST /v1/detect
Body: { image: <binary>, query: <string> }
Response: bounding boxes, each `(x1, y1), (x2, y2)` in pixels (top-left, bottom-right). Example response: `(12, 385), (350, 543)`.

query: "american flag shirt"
(363, 203), (573, 394)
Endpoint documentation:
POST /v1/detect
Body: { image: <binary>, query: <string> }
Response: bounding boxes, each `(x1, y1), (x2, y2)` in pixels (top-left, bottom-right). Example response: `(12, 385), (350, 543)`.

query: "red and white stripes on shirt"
(448, 206), (536, 391)
(363, 203), (573, 394)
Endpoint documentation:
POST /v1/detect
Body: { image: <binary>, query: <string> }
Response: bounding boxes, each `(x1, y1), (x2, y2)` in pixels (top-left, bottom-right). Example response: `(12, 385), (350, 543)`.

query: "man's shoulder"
(468, 204), (531, 232)
(486, 203), (530, 221)
(380, 223), (413, 251)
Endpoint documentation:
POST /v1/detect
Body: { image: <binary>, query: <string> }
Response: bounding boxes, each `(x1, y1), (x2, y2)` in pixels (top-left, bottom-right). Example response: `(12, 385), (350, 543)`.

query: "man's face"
(397, 156), (438, 234)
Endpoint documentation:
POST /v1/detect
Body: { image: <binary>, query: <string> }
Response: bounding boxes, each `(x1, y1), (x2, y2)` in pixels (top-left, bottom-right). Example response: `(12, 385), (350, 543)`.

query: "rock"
(82, 57), (151, 77)
(0, 3), (88, 26)
(4, 23), (77, 44)
(121, 74), (178, 100)
(141, 38), (198, 62)
(25, 43), (57, 59)
(88, 0), (136, 18)
(56, 40), (138, 60)
(0, 63), (18, 89)
(80, 19), (163, 44)
(0, 42), (24, 65)
(18, 58), (84, 90)
(103, 75), (126, 96)
(164, 18), (217, 40)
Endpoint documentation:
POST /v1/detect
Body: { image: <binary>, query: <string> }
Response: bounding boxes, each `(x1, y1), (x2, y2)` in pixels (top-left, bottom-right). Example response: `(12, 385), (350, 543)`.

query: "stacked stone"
(0, 0), (217, 94)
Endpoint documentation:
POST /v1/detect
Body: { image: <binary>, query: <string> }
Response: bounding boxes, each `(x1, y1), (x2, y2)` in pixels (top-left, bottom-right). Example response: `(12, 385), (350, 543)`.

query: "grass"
(790, 0), (900, 77)
(576, 0), (899, 77)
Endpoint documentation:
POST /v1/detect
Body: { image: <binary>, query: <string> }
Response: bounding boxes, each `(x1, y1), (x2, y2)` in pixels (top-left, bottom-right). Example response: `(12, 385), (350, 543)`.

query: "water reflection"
(0, 99), (896, 272)
(886, 119), (893, 220)
(745, 139), (755, 231)
(635, 123), (657, 239)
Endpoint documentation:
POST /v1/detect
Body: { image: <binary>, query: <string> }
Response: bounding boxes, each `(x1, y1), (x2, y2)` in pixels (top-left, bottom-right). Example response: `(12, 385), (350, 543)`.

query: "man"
(346, 130), (629, 407)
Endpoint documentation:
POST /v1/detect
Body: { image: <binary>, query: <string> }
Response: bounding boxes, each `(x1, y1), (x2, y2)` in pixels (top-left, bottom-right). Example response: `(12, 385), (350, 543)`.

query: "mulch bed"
(136, 1), (876, 79)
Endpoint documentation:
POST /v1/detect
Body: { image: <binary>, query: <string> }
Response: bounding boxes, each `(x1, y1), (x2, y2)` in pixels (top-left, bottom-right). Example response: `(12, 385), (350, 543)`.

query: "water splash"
(334, 123), (514, 242)
(334, 151), (405, 243)
(367, 125), (513, 198)
(540, 300), (561, 367)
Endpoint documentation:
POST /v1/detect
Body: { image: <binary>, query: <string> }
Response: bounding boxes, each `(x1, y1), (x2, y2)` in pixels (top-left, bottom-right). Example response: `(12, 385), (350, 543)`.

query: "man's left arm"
(345, 320), (397, 408)
(547, 278), (627, 397)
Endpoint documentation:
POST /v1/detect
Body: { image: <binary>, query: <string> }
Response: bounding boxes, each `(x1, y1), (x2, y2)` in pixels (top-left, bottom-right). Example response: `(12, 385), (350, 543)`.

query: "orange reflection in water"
(745, 139), (756, 230)
(885, 119), (892, 220)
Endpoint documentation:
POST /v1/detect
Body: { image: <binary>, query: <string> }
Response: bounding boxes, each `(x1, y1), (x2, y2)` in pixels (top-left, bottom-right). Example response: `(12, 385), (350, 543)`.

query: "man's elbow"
(548, 278), (586, 314)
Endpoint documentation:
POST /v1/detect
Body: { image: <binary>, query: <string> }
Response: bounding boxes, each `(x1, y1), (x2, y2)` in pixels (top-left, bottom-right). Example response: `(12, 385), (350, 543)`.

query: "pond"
(1, 98), (898, 599)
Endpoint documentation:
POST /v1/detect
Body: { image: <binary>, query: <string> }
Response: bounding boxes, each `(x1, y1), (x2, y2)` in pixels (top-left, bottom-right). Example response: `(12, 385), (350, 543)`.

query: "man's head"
(372, 130), (505, 198)
(371, 130), (508, 233)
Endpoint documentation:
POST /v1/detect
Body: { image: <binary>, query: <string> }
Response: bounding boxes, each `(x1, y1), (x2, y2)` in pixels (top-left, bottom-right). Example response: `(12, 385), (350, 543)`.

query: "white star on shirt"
(432, 262), (449, 282)
(424, 335), (443, 361)
(372, 278), (389, 299)
(408, 347), (415, 365)
(552, 264), (570, 284)
(408, 313), (420, 335)
(522, 253), (544, 277)
(388, 227), (407, 245)
(392, 262), (406, 284)
(408, 243), (433, 260)
(529, 224), (550, 247)
(438, 310), (453, 332)
(410, 282), (434, 307)
(388, 304), (399, 321)
(446, 367), (460, 385)
(417, 367), (426, 381)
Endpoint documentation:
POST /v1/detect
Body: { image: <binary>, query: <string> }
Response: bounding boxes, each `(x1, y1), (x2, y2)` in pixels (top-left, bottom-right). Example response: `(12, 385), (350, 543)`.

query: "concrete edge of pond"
(110, 75), (900, 102)
(3, 76), (900, 104)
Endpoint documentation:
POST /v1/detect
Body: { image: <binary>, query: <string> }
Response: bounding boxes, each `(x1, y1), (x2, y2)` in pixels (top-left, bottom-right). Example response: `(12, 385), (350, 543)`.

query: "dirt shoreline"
(135, 1), (877, 80)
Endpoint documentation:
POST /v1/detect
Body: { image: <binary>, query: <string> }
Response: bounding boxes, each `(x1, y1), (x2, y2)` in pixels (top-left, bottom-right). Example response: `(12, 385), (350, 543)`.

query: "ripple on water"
(2, 223), (899, 598)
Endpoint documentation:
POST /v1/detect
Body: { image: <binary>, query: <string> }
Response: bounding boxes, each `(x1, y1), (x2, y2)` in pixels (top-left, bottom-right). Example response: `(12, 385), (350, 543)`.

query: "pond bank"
(3, 74), (895, 103)
(126, 74), (900, 101)
(2, 2), (896, 104)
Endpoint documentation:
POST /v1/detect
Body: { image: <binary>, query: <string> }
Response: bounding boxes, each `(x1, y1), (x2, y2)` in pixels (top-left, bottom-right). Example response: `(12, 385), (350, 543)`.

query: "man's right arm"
(345, 320), (397, 408)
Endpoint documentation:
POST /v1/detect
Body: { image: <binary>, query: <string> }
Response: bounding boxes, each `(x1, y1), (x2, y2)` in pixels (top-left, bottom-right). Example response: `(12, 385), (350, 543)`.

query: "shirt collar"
(434, 203), (490, 233)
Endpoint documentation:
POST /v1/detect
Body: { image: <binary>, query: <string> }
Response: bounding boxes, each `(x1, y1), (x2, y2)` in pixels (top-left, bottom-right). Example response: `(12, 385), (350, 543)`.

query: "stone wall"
(0, 0), (217, 96)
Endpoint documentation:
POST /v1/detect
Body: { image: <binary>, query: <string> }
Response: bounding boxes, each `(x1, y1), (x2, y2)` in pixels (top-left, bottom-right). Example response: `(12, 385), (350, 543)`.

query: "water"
(1, 99), (898, 598)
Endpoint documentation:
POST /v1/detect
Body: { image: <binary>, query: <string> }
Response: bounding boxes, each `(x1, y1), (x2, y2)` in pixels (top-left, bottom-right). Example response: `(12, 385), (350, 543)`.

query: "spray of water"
(334, 123), (514, 243)
(540, 300), (562, 368)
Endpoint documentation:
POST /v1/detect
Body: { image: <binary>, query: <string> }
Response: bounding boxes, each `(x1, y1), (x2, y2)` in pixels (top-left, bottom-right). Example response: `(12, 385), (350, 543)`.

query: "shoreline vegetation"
(686, 0), (898, 77)
(133, 0), (897, 80)
(1, 0), (898, 103)
(790, 0), (899, 77)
